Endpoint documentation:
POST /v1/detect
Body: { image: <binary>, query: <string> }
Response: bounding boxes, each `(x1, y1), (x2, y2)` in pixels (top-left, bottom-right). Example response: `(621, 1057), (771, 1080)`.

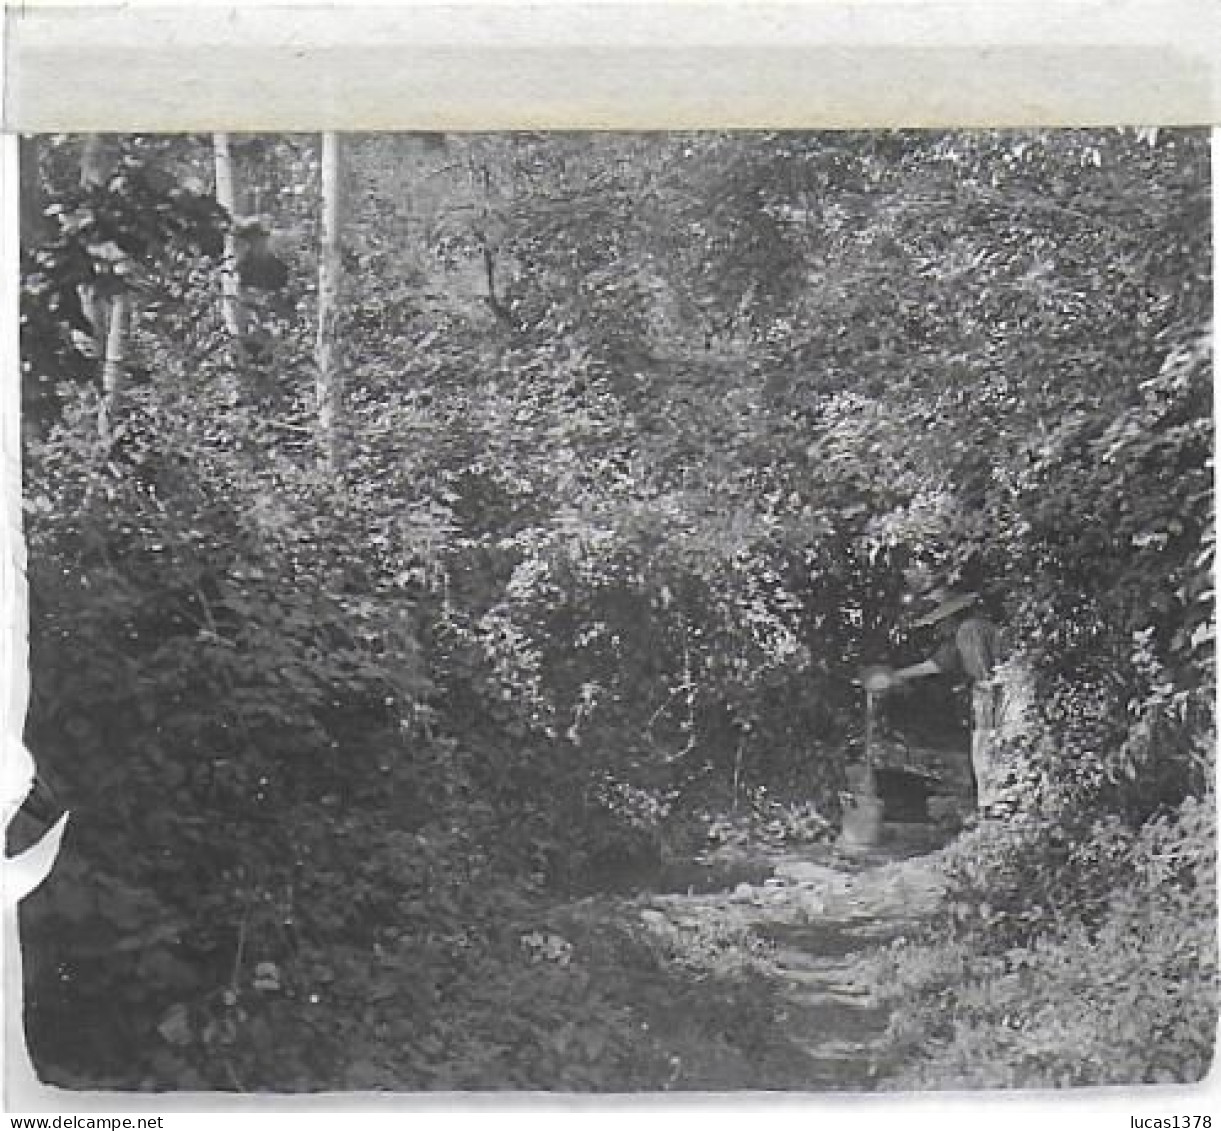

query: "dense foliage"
(15, 129), (1213, 1090)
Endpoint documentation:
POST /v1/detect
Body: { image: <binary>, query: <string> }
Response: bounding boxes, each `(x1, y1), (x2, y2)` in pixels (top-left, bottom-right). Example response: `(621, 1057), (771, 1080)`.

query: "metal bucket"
(839, 792), (884, 848)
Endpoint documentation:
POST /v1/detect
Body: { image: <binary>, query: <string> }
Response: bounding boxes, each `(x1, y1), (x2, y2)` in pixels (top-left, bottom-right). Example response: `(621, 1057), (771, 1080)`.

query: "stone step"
(786, 983), (875, 1004)
(775, 963), (867, 985)
(801, 1037), (886, 1058)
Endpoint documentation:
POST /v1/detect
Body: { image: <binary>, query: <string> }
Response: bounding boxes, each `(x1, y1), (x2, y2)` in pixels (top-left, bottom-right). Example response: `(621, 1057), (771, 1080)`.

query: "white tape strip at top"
(3, 0), (1220, 131)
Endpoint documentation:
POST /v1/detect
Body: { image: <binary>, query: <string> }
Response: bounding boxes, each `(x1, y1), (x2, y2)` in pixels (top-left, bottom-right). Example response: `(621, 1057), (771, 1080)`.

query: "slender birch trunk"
(78, 135), (110, 345)
(97, 293), (130, 445)
(19, 137), (48, 245)
(315, 132), (344, 472)
(80, 134), (109, 187)
(80, 136), (129, 445)
(213, 133), (247, 339)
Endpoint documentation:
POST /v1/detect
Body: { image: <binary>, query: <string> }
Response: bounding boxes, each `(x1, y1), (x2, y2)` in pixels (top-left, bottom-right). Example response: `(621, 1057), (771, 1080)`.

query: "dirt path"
(629, 834), (949, 1089)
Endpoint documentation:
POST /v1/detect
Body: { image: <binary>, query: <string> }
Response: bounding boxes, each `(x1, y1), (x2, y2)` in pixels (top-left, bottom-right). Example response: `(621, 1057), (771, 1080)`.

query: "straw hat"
(911, 588), (979, 628)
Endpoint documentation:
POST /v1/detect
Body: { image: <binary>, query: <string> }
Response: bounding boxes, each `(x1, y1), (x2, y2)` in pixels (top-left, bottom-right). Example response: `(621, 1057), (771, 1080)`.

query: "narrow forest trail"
(554, 830), (953, 1090)
(643, 838), (947, 1087)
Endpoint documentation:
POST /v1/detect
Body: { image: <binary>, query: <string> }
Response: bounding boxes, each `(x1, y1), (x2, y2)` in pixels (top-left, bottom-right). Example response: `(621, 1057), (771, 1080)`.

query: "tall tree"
(78, 134), (110, 187)
(212, 133), (247, 340)
(78, 135), (128, 445)
(76, 135), (107, 345)
(315, 131), (345, 471)
(19, 137), (48, 244)
(96, 291), (130, 444)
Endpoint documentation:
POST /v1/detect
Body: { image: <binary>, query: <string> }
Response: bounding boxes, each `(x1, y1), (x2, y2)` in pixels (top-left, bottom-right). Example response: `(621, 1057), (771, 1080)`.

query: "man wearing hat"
(862, 589), (1014, 814)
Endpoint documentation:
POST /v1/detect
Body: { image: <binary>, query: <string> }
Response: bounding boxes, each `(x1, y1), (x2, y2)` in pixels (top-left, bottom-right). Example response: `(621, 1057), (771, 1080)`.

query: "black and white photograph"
(1, 2), (1217, 1117)
(8, 123), (1214, 1097)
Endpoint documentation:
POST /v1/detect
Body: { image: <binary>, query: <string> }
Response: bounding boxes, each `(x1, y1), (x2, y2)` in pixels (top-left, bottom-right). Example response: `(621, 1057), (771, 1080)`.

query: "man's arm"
(892, 658), (943, 683)
(860, 657), (943, 692)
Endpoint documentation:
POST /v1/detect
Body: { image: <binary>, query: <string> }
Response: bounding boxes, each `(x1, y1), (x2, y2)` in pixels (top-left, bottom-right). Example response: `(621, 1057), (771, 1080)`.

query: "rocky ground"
(633, 830), (950, 1088)
(540, 815), (959, 1091)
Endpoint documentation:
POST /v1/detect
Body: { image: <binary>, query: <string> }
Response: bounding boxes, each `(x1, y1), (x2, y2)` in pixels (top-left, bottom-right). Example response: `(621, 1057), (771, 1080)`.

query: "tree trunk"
(97, 292), (130, 446)
(78, 135), (112, 344)
(315, 132), (344, 472)
(213, 133), (247, 339)
(79, 134), (111, 188)
(19, 137), (49, 246)
(80, 135), (129, 444)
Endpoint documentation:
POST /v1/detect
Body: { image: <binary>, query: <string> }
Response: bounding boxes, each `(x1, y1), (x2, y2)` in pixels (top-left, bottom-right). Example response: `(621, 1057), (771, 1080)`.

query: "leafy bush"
(878, 792), (1216, 1088)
